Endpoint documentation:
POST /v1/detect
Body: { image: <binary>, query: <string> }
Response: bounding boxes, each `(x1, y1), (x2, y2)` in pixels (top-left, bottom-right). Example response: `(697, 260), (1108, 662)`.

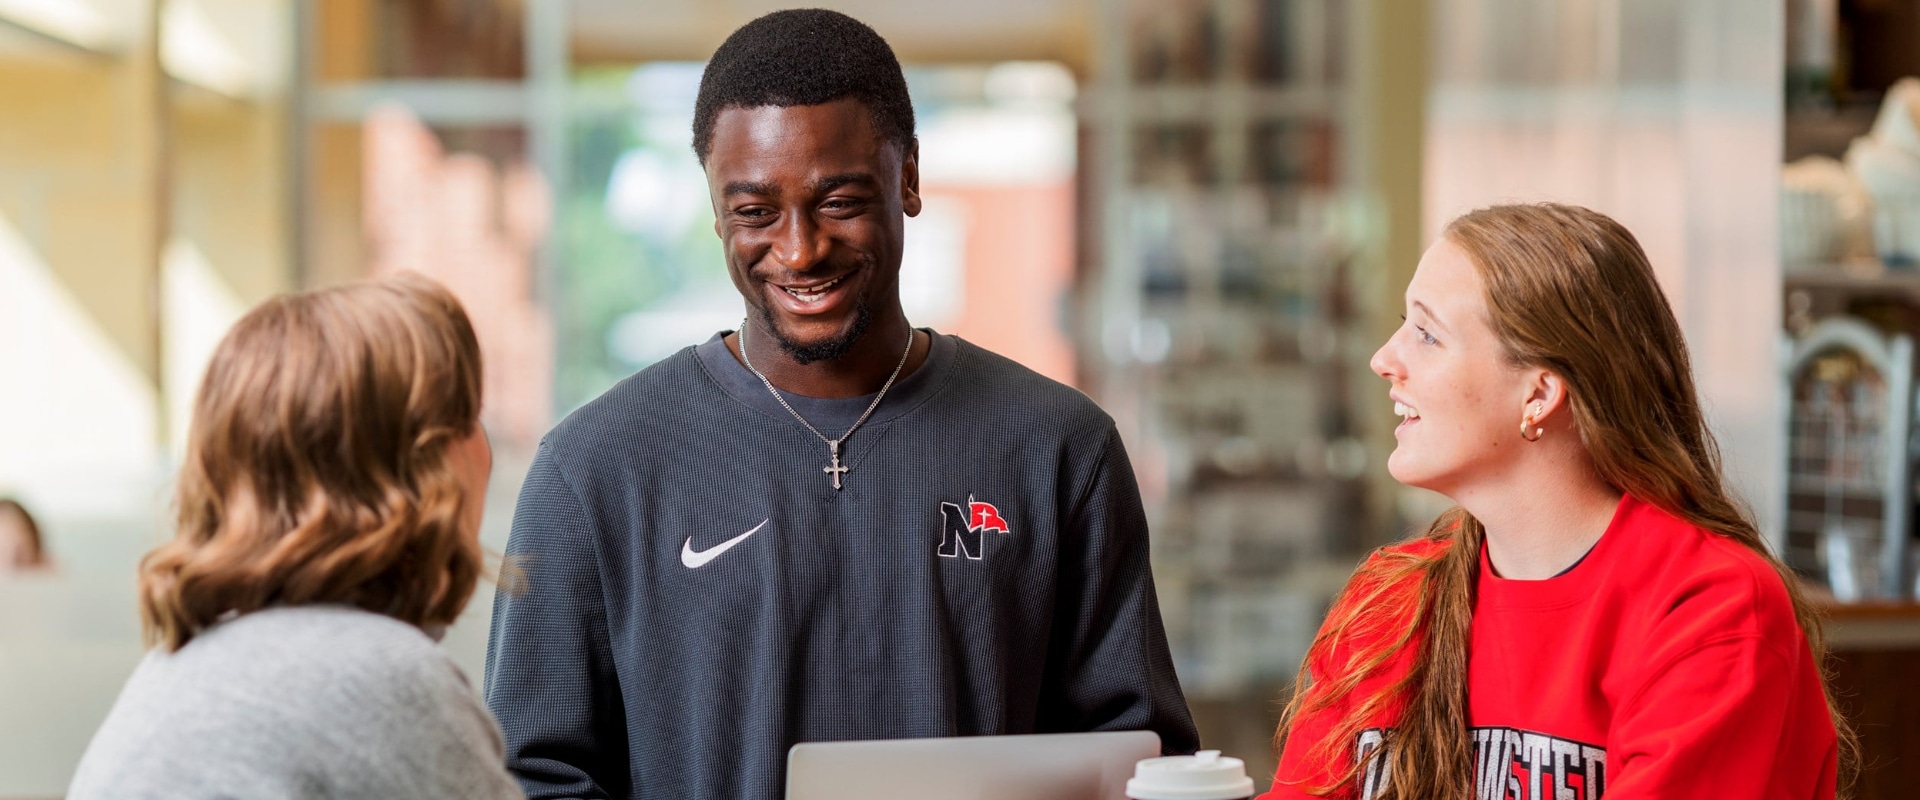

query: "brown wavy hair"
(140, 272), (485, 651)
(1274, 203), (1858, 797)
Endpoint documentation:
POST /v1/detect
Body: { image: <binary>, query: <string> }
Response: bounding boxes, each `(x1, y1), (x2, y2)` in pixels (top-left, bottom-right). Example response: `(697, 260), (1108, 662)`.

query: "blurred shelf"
(1078, 86), (1345, 122)
(1783, 104), (1878, 162)
(1822, 600), (1920, 620)
(1784, 265), (1920, 299)
(1810, 590), (1920, 649)
(1087, 0), (1365, 704)
(1827, 607), (1920, 650)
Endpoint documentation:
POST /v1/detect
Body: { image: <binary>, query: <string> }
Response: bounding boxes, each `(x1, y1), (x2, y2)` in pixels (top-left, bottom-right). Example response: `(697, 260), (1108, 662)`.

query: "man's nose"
(770, 212), (830, 272)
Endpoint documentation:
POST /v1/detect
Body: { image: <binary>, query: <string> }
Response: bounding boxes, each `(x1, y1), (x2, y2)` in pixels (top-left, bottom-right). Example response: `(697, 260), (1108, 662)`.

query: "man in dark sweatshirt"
(483, 9), (1198, 799)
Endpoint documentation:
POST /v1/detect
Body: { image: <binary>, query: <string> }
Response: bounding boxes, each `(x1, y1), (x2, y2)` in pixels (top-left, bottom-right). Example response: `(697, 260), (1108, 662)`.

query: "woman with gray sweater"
(69, 274), (522, 800)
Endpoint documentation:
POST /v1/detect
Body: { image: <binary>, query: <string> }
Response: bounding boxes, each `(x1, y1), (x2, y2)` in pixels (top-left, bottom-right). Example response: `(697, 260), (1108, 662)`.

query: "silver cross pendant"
(824, 440), (849, 490)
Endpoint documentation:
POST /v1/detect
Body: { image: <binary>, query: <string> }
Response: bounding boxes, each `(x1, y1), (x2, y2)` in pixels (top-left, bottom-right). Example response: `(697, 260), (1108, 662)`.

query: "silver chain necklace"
(738, 318), (915, 490)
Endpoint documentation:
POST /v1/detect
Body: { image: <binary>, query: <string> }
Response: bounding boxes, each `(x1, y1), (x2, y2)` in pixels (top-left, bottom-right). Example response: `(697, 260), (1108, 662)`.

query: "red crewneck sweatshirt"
(1263, 494), (1838, 800)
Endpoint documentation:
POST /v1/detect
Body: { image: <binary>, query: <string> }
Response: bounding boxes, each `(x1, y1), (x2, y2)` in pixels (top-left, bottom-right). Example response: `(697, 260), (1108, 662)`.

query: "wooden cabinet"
(1824, 602), (1920, 800)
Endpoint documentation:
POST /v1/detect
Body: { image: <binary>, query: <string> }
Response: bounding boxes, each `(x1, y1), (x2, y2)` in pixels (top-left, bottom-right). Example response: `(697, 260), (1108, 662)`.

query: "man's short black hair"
(693, 9), (916, 165)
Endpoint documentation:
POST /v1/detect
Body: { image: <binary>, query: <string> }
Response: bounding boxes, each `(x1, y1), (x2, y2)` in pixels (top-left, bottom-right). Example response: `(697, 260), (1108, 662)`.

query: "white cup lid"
(1126, 750), (1257, 800)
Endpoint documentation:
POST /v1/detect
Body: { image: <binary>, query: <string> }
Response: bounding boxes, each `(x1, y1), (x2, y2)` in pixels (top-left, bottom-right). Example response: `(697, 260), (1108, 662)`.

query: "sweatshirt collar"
(1475, 493), (1637, 610)
(693, 328), (954, 435)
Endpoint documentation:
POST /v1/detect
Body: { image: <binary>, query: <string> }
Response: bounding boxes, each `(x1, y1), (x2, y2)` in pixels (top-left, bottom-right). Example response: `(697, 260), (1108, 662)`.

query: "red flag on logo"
(969, 500), (1009, 533)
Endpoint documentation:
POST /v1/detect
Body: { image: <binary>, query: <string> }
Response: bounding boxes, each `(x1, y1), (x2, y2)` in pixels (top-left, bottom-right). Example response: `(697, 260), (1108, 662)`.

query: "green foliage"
(552, 77), (731, 415)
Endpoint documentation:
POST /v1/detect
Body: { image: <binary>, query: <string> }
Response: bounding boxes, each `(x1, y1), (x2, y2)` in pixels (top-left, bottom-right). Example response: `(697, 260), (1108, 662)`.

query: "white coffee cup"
(1126, 749), (1256, 800)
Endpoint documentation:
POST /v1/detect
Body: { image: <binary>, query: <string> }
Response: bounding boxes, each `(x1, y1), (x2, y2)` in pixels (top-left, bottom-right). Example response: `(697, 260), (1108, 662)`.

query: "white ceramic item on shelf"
(1870, 77), (1920, 158)
(1872, 189), (1920, 265)
(1845, 83), (1920, 266)
(1783, 156), (1872, 267)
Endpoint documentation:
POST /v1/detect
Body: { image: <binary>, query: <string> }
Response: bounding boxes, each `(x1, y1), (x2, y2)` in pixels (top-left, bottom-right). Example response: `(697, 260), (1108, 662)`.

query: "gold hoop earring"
(1521, 414), (1544, 442)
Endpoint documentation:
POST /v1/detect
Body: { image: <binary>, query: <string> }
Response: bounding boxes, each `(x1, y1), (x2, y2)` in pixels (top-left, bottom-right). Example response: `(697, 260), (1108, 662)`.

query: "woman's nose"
(1370, 336), (1400, 381)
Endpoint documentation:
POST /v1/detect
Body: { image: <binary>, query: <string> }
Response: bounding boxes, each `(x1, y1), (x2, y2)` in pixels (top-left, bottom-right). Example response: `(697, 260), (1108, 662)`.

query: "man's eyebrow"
(810, 173), (877, 193)
(1411, 300), (1449, 332)
(724, 180), (777, 197)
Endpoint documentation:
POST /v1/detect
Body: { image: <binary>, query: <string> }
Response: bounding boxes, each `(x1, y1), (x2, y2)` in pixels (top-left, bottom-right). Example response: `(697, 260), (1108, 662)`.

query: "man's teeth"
(784, 276), (843, 301)
(1394, 402), (1420, 420)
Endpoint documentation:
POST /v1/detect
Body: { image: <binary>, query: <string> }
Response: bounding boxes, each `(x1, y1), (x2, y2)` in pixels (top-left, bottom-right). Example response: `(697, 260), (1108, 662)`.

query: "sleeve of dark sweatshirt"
(1037, 425), (1200, 754)
(484, 442), (630, 799)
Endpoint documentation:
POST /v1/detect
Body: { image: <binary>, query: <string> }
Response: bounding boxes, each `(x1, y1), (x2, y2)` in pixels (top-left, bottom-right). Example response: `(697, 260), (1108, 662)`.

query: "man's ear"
(901, 138), (922, 218)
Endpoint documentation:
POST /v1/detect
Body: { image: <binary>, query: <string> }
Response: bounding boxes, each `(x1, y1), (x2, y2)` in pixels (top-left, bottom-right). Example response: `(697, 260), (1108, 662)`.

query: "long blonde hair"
(140, 273), (485, 650)
(1275, 203), (1857, 798)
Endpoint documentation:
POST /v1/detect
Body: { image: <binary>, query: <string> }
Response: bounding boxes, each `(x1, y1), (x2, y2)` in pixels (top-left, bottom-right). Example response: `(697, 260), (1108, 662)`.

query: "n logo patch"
(938, 495), (1010, 560)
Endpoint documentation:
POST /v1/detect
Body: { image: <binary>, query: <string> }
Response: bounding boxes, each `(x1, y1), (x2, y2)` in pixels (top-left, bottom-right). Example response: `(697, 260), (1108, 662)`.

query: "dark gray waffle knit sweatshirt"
(484, 330), (1198, 800)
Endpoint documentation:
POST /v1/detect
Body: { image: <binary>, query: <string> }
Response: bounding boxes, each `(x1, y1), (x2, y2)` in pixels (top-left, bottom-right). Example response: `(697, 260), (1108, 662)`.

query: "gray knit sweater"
(68, 605), (522, 800)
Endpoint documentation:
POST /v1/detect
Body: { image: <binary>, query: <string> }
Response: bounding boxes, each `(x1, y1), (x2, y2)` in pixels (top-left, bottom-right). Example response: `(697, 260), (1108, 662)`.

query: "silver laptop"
(786, 731), (1161, 800)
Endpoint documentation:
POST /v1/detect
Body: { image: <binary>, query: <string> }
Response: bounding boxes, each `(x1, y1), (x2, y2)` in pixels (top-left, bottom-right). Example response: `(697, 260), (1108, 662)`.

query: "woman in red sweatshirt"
(1263, 203), (1852, 800)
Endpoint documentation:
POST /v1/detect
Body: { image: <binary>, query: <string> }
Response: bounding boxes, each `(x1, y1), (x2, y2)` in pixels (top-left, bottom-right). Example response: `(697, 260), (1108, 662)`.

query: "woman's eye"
(1416, 325), (1438, 346)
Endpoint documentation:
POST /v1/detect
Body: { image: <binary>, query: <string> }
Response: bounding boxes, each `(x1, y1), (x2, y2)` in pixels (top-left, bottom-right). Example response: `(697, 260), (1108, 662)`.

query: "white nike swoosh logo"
(681, 519), (769, 569)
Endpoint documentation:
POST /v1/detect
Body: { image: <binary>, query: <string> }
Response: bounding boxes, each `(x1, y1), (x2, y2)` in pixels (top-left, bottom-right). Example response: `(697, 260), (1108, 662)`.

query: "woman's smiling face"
(1370, 237), (1535, 496)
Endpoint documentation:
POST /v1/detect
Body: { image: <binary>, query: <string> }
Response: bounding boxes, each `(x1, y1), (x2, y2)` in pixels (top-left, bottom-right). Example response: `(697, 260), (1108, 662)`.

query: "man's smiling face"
(705, 98), (921, 364)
